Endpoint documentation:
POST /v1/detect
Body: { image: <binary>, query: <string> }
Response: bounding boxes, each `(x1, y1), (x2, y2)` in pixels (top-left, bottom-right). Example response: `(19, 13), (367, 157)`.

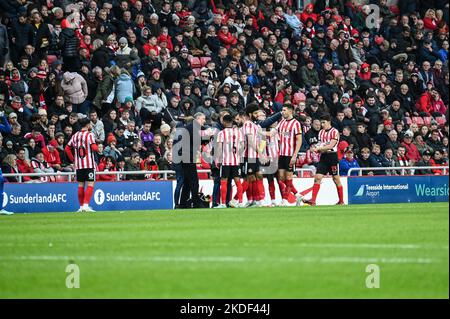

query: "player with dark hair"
(277, 103), (303, 206)
(235, 104), (266, 207)
(303, 114), (344, 206)
(214, 114), (244, 209)
(65, 118), (99, 212)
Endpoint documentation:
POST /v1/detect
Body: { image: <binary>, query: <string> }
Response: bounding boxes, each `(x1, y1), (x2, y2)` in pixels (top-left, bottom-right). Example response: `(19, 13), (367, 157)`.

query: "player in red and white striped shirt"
(303, 114), (344, 206)
(65, 118), (99, 212)
(214, 115), (244, 208)
(234, 104), (266, 207)
(277, 104), (303, 206)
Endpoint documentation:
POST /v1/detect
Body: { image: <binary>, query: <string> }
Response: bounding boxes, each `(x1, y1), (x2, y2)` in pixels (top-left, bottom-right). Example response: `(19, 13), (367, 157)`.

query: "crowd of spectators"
(0, 0), (448, 183)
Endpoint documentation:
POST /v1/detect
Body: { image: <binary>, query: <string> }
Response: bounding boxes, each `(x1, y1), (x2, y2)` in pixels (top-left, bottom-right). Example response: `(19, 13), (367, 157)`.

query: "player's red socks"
(278, 180), (287, 199)
(220, 180), (228, 205)
(337, 185), (344, 203)
(84, 185), (94, 206)
(252, 181), (259, 201)
(246, 180), (254, 202)
(78, 186), (85, 206)
(311, 183), (321, 204)
(256, 179), (265, 201)
(291, 183), (298, 195)
(285, 179), (293, 199)
(236, 180), (248, 201)
(235, 179), (243, 203)
(268, 180), (276, 200)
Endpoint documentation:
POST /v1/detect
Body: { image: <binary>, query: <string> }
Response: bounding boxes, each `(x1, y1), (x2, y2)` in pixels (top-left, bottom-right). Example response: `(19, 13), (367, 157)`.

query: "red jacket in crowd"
(97, 160), (117, 181)
(16, 158), (33, 182)
(401, 141), (421, 163)
(42, 145), (61, 169)
(299, 4), (318, 23)
(416, 92), (447, 115)
(217, 30), (237, 49)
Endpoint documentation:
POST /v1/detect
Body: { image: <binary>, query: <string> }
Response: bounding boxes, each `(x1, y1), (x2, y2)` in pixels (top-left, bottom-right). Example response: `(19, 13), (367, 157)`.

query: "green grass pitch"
(0, 203), (448, 298)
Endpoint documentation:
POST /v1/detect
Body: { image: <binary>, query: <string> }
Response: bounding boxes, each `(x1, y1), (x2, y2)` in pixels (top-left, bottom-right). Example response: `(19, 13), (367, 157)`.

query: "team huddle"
(65, 104), (344, 212)
(213, 103), (345, 208)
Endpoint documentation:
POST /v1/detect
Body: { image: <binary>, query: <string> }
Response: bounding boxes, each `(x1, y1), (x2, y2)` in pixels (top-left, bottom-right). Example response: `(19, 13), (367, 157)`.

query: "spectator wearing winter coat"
(135, 86), (165, 124)
(339, 149), (360, 176)
(426, 129), (444, 152)
(60, 71), (89, 114)
(401, 131), (421, 165)
(89, 110), (105, 144)
(195, 96), (217, 124)
(355, 123), (373, 151)
(30, 151), (54, 182)
(59, 25), (80, 72)
(357, 147), (375, 175)
(430, 149), (447, 175)
(15, 147), (33, 182)
(415, 150), (433, 175)
(300, 59), (320, 90)
(0, 19), (9, 66)
(9, 68), (28, 99)
(91, 40), (110, 70)
(10, 12), (33, 63)
(114, 37), (141, 73)
(388, 100), (405, 123)
(396, 84), (418, 116)
(93, 65), (121, 113)
(217, 25), (237, 49)
(161, 57), (182, 89)
(416, 88), (447, 116)
(369, 144), (389, 175)
(394, 146), (411, 174)
(97, 156), (117, 181)
(385, 130), (401, 152)
(30, 12), (52, 60)
(103, 134), (122, 162)
(115, 70), (136, 104)
(41, 141), (62, 171)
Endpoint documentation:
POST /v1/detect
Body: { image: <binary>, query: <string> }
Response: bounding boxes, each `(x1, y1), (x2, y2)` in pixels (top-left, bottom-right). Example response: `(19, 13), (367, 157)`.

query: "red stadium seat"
(435, 116), (446, 126)
(412, 117), (424, 125)
(200, 56), (211, 67)
(302, 171), (312, 178)
(55, 175), (68, 182)
(188, 55), (201, 68)
(423, 117), (432, 126)
(404, 117), (412, 125)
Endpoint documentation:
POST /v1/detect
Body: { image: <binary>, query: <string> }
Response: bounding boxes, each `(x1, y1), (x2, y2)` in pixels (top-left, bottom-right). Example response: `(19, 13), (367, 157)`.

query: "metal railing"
(347, 166), (449, 176)
(2, 168), (316, 183)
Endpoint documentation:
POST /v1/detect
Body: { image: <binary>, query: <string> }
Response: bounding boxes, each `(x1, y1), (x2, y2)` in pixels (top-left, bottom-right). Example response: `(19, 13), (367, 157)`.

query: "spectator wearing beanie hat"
(114, 37), (141, 73)
(104, 133), (122, 162)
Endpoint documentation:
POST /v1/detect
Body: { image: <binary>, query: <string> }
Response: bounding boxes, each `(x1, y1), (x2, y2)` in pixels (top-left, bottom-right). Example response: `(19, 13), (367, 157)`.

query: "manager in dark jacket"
(174, 112), (209, 208)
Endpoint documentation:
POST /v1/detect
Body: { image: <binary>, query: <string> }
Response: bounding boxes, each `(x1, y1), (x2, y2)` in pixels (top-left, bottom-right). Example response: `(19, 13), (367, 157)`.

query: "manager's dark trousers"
(180, 163), (201, 207)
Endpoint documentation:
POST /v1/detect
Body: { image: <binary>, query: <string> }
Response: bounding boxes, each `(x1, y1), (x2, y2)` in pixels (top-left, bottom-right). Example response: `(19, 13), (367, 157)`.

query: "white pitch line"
(1, 242), (448, 250)
(0, 255), (442, 264)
